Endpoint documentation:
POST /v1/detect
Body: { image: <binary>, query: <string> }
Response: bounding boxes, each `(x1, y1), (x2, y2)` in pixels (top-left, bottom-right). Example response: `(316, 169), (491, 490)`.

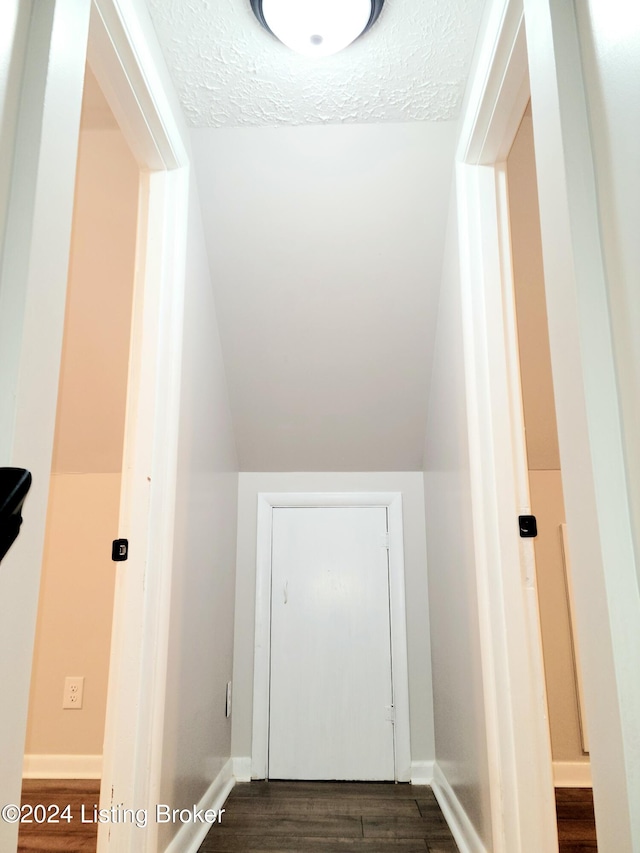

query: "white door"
(268, 506), (395, 780)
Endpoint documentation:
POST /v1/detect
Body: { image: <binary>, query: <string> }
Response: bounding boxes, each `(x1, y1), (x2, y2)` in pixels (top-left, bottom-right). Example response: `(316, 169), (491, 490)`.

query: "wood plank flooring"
(555, 788), (598, 852)
(15, 779), (598, 852)
(18, 779), (99, 852)
(197, 782), (459, 853)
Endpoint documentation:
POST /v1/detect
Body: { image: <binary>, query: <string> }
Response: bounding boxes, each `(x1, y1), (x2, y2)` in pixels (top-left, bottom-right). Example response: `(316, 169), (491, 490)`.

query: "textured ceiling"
(146, 0), (485, 127)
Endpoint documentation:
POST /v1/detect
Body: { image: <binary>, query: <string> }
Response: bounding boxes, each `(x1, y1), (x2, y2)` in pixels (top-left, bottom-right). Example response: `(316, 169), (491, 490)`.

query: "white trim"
(22, 754), (102, 780)
(79, 3), (190, 852)
(456, 2), (557, 850)
(410, 761), (434, 786)
(0, 3), (93, 849)
(553, 762), (592, 789)
(457, 0), (640, 849)
(232, 757), (252, 783)
(524, 0), (640, 843)
(251, 492), (412, 783)
(163, 758), (234, 853)
(431, 762), (488, 853)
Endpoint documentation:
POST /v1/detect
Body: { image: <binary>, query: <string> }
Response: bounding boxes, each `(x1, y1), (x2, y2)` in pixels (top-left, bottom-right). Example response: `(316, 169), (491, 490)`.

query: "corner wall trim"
(233, 756), (252, 782)
(23, 754), (102, 779)
(431, 762), (487, 853)
(553, 761), (592, 788)
(164, 758), (235, 853)
(410, 761), (435, 785)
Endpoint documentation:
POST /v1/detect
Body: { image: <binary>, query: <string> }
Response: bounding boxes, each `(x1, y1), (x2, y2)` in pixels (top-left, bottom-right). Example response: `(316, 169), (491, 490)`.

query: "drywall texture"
(423, 204), (492, 848)
(158, 176), (239, 850)
(52, 129), (139, 474)
(146, 0), (484, 127)
(25, 125), (138, 759)
(507, 114), (588, 768)
(191, 122), (457, 471)
(575, 0), (640, 582)
(231, 472), (435, 766)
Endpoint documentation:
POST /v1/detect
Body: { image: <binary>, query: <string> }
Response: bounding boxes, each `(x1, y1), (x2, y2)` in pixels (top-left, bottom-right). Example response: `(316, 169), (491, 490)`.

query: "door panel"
(268, 506), (395, 780)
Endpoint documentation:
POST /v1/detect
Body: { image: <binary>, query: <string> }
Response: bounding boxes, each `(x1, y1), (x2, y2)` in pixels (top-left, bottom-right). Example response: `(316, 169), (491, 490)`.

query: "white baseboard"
(410, 760), (434, 785)
(553, 760), (592, 787)
(23, 754), (102, 779)
(431, 762), (487, 853)
(232, 756), (252, 782)
(164, 757), (235, 853)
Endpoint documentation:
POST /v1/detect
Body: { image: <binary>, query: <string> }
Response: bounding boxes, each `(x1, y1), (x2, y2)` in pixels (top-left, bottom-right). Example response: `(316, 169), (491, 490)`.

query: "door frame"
(457, 0), (639, 849)
(90, 4), (190, 850)
(251, 492), (411, 782)
(0, 1), (190, 851)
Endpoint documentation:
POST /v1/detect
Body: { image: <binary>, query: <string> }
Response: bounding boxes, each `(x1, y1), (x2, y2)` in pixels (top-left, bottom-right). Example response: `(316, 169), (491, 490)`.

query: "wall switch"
(63, 676), (84, 710)
(225, 681), (232, 718)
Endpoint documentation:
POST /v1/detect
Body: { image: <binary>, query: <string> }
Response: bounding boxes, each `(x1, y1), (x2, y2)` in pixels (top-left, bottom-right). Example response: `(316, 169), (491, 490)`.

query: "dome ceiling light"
(250, 0), (385, 58)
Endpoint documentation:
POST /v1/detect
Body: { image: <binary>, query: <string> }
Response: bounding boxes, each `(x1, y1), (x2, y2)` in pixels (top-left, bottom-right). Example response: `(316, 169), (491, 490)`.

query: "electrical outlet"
(63, 676), (84, 710)
(225, 681), (232, 718)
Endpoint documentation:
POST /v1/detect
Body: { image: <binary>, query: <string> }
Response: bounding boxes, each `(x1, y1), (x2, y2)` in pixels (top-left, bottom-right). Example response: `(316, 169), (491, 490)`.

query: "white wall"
(423, 202), (492, 848)
(0, 4), (90, 847)
(0, 0), (31, 255)
(574, 0), (640, 580)
(231, 471), (434, 769)
(158, 176), (239, 850)
(191, 122), (457, 472)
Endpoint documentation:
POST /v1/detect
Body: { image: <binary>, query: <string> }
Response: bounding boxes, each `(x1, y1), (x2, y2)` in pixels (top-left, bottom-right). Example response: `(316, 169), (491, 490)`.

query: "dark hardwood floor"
(555, 788), (598, 852)
(15, 779), (597, 852)
(198, 781), (459, 852)
(18, 779), (99, 852)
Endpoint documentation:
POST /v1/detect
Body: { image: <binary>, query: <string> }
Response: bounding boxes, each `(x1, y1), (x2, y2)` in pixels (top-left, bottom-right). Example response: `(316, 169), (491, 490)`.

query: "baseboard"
(232, 756), (252, 782)
(431, 762), (487, 853)
(553, 760), (592, 787)
(410, 760), (434, 785)
(23, 754), (102, 779)
(164, 757), (235, 853)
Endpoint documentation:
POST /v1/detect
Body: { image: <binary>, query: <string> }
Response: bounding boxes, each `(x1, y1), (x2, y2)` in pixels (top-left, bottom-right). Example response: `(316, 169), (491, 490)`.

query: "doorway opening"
(0, 0), (191, 849)
(20, 62), (140, 851)
(506, 101), (596, 849)
(455, 0), (635, 846)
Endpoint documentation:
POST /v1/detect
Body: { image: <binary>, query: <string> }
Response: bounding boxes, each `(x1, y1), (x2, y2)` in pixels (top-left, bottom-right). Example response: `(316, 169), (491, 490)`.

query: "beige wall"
(52, 127), (137, 474)
(507, 111), (588, 768)
(230, 471), (435, 765)
(25, 119), (139, 759)
(25, 473), (121, 755)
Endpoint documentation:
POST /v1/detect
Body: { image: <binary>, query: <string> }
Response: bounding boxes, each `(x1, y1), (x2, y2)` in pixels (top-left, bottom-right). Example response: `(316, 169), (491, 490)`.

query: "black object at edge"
(250, 0), (385, 43)
(518, 515), (538, 538)
(112, 539), (129, 562)
(0, 468), (32, 563)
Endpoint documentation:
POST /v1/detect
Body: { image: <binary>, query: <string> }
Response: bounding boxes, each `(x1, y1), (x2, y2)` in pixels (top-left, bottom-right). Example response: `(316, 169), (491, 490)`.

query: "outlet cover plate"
(63, 676), (84, 710)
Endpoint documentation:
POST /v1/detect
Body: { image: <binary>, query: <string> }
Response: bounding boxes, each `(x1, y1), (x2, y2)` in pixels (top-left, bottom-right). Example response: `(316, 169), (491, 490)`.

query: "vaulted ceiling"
(145, 0), (486, 470)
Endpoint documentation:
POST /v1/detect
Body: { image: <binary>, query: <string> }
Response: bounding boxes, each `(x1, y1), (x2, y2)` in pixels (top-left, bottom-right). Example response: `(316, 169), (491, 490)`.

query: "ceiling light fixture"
(250, 0), (385, 58)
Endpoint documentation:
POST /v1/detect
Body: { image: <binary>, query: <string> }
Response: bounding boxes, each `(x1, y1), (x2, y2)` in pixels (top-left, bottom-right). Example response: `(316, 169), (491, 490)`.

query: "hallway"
(197, 781), (458, 852)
